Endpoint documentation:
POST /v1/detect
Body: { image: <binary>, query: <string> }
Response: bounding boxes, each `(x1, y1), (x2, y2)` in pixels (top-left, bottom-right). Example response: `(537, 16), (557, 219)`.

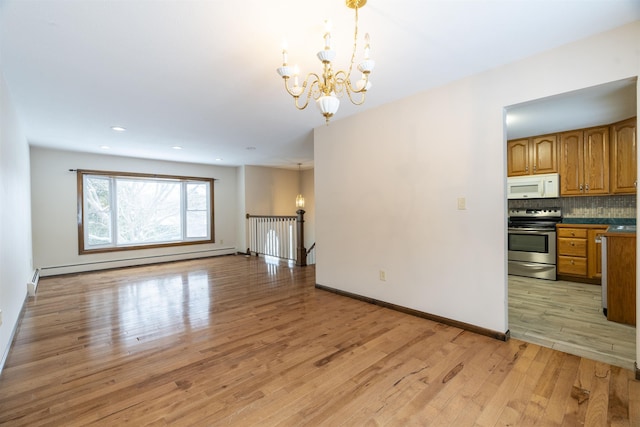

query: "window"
(78, 170), (214, 253)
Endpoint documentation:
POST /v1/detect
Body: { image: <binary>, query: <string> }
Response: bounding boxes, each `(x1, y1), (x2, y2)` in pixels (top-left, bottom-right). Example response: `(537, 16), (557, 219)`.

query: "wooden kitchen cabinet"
(610, 117), (637, 194)
(606, 234), (636, 326)
(507, 135), (557, 177)
(558, 127), (609, 196)
(557, 224), (608, 282)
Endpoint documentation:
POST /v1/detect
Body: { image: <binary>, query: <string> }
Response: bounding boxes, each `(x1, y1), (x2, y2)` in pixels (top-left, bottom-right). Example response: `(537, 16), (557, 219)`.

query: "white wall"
(314, 22), (640, 338)
(302, 168), (315, 250)
(30, 147), (238, 276)
(243, 165), (315, 250)
(236, 165), (247, 253)
(0, 71), (32, 371)
(244, 165), (303, 216)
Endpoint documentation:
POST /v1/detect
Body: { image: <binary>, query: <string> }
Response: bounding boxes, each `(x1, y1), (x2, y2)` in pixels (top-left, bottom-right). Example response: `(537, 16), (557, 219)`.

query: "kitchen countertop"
(557, 223), (611, 229)
(557, 222), (636, 235)
(561, 218), (636, 225)
(603, 226), (636, 237)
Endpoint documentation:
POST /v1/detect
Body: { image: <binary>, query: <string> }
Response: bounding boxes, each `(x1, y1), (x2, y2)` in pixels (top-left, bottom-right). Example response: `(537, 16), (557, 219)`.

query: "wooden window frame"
(77, 169), (215, 254)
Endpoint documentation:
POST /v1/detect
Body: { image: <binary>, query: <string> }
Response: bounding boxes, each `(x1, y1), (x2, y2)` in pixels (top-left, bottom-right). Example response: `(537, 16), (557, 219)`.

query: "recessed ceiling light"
(100, 145), (110, 150)
(111, 126), (126, 132)
(246, 146), (256, 150)
(215, 158), (223, 161)
(172, 146), (183, 150)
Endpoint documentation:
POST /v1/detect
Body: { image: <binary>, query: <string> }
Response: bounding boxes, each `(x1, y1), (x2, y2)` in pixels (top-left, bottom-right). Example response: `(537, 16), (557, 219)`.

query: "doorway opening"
(505, 77), (638, 370)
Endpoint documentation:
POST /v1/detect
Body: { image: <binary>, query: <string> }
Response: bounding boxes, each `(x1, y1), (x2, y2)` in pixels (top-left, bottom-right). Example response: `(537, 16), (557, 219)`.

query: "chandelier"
(276, 0), (374, 125)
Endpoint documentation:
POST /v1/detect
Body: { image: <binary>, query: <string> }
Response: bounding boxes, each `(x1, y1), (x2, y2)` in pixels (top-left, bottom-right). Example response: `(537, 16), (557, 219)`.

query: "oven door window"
(509, 232), (549, 253)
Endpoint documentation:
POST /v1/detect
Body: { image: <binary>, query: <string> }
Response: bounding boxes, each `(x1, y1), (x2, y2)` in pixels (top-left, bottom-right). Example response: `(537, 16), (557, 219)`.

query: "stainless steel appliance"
(508, 208), (562, 280)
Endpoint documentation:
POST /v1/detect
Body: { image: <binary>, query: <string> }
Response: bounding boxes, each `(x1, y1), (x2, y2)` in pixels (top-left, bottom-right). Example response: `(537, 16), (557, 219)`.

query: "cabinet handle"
(525, 166), (529, 172)
(635, 180), (637, 188)
(585, 184), (589, 192)
(579, 184), (583, 192)
(571, 232), (575, 236)
(570, 259), (575, 265)
(570, 242), (575, 246)
(533, 165), (537, 172)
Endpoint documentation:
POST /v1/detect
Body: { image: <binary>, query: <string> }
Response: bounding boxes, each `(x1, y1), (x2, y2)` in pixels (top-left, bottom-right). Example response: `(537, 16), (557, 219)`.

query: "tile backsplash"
(508, 195), (636, 219)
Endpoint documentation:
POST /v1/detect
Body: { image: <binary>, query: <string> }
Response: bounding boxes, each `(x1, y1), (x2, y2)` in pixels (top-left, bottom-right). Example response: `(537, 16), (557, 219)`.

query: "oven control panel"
(508, 208), (562, 218)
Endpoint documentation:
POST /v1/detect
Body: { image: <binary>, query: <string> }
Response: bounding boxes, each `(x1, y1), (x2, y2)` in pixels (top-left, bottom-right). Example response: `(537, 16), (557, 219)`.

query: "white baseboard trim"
(39, 248), (237, 277)
(27, 268), (40, 296)
(0, 292), (28, 376)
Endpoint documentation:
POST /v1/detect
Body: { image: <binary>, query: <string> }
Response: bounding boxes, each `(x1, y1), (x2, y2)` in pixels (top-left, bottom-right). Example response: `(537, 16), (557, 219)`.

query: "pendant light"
(295, 163), (305, 209)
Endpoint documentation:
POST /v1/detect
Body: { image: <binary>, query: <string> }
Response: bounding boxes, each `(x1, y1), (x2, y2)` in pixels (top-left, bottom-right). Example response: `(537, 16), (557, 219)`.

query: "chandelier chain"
(346, 6), (359, 80)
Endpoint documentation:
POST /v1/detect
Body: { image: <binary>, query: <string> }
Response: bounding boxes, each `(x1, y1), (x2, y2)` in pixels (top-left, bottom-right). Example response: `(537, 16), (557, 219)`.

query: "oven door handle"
(508, 228), (555, 233)
(511, 262), (555, 271)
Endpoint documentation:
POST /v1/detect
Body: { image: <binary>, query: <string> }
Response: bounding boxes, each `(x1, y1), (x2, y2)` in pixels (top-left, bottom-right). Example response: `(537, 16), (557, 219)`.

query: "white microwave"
(507, 173), (559, 199)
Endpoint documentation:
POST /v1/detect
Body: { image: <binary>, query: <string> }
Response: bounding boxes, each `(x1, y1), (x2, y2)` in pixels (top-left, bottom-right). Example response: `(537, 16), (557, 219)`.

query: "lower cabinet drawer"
(558, 256), (587, 276)
(558, 238), (587, 257)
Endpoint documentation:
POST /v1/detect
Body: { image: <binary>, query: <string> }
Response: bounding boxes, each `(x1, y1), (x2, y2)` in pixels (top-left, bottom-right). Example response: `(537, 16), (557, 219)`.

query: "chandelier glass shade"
(276, 0), (374, 124)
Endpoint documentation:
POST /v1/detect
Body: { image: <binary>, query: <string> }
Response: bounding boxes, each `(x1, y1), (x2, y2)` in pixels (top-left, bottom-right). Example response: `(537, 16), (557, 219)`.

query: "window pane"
(187, 183), (207, 210)
(186, 182), (208, 239)
(84, 176), (112, 246)
(116, 179), (182, 244)
(187, 211), (208, 238)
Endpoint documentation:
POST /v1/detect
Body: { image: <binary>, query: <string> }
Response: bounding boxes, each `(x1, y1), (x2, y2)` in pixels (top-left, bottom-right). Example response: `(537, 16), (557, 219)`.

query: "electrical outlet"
(457, 197), (466, 210)
(379, 270), (386, 281)
(220, 239), (224, 244)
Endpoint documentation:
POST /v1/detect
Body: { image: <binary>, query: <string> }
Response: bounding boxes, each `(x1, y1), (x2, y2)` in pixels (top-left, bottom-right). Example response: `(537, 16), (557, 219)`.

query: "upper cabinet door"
(559, 130), (584, 195)
(531, 135), (558, 175)
(583, 126), (609, 195)
(507, 135), (557, 177)
(507, 139), (530, 177)
(559, 127), (609, 196)
(610, 117), (637, 194)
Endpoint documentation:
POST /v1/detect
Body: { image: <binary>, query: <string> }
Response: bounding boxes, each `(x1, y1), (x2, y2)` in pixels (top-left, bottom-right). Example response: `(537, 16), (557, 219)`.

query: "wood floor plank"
(540, 352), (582, 426)
(473, 342), (541, 426)
(584, 362), (612, 426)
(0, 256), (637, 425)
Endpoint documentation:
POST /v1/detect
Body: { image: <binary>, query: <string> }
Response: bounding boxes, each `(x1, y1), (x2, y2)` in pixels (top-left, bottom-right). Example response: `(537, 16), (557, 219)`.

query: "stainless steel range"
(508, 208), (562, 280)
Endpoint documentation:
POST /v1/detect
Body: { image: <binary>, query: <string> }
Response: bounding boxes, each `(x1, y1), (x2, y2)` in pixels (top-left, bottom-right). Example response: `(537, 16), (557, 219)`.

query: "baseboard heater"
(27, 268), (40, 296)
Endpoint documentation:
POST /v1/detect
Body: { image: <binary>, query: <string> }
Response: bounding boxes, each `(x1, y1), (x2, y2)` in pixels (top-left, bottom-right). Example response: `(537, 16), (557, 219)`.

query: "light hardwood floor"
(0, 256), (639, 426)
(509, 275), (637, 370)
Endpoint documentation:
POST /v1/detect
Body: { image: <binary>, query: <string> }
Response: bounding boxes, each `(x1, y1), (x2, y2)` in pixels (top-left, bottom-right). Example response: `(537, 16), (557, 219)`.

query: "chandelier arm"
(283, 73), (321, 98)
(284, 76), (322, 110)
(345, 72), (370, 94)
(332, 71), (366, 105)
(294, 79), (321, 110)
(344, 85), (367, 106)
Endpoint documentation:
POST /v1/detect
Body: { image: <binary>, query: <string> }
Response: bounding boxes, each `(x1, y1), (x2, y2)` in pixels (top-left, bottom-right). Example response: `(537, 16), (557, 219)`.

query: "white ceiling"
(1, 0), (639, 168)
(506, 78), (637, 140)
